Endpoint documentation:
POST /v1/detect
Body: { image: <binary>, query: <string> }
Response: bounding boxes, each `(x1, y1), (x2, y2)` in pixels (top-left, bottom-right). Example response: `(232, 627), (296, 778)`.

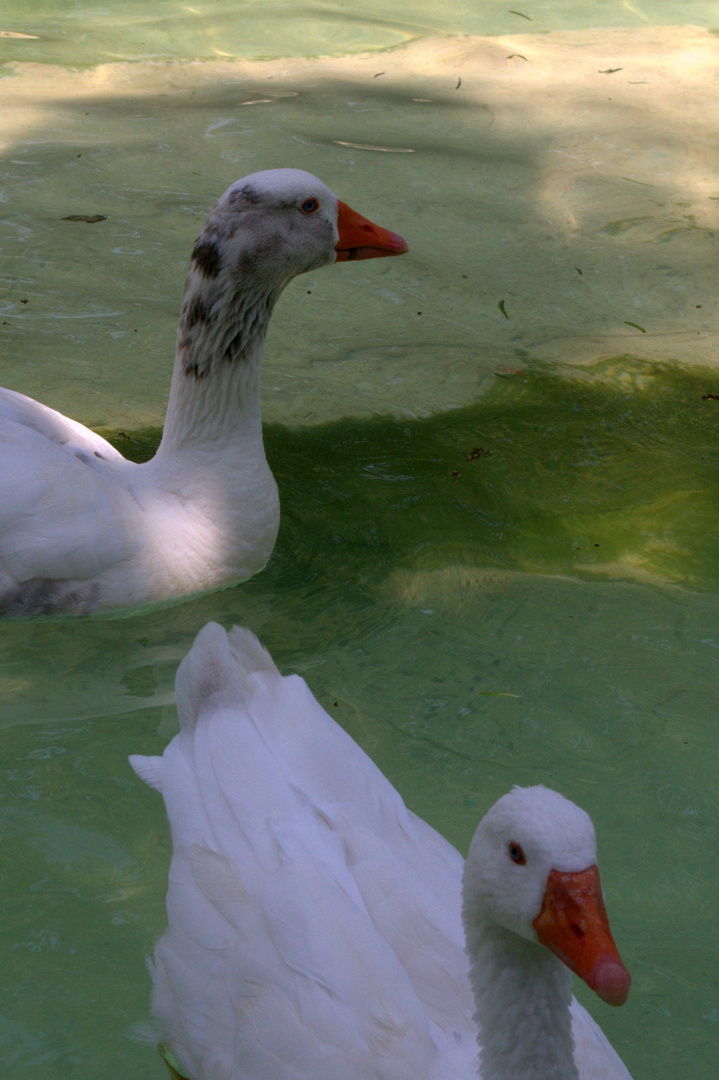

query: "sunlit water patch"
(2, 29), (719, 430)
(2, 0), (719, 67)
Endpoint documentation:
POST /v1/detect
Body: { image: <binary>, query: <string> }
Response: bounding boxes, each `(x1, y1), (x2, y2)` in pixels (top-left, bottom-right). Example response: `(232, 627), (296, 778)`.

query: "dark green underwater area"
(108, 357), (719, 595)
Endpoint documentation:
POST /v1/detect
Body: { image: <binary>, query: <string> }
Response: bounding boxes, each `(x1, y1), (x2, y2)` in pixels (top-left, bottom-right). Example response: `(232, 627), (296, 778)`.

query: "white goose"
(0, 170), (407, 615)
(130, 623), (633, 1080)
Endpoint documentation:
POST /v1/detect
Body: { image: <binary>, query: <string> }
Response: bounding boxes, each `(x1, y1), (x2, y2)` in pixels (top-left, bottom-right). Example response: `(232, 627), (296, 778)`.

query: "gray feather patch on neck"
(176, 174), (337, 378)
(178, 248), (278, 378)
(177, 205), (285, 378)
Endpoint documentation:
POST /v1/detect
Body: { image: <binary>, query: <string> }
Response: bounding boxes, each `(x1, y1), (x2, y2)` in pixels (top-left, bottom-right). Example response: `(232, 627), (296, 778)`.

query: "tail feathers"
(227, 625), (280, 680)
(175, 622), (246, 731)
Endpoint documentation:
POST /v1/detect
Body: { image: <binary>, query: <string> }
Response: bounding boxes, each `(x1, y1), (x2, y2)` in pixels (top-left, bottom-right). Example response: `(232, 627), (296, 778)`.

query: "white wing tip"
(173, 622), (281, 731)
(174, 622), (245, 730)
(129, 754), (163, 792)
(227, 625), (280, 678)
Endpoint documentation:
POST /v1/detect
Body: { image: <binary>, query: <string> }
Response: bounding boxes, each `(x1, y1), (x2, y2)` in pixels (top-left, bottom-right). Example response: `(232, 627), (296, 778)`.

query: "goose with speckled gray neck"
(0, 169), (407, 615)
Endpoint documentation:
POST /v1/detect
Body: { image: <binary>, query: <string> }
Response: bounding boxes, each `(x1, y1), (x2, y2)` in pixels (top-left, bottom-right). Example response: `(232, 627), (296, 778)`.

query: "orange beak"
(335, 200), (408, 262)
(532, 865), (631, 1006)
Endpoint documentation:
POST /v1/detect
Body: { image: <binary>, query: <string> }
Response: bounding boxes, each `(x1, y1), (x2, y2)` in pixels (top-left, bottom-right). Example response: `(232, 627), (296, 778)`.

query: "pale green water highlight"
(1, 4), (719, 1079)
(2, 0), (719, 66)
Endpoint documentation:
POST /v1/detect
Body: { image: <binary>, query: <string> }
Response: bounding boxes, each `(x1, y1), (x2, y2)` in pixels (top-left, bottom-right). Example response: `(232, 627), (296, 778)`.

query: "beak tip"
(379, 229), (409, 256)
(592, 959), (631, 1007)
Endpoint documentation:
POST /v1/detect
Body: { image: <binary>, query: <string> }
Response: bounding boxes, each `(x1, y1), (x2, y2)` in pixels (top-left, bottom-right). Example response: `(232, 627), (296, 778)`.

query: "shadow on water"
(105, 356), (719, 599)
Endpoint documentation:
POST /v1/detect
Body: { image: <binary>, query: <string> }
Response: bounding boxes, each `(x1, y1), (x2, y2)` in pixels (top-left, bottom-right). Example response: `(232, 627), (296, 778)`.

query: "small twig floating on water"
(61, 214), (107, 223)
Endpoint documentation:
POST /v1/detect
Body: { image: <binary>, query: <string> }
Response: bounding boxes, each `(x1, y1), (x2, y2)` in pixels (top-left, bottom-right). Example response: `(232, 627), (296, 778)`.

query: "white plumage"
(130, 623), (633, 1080)
(0, 170), (406, 615)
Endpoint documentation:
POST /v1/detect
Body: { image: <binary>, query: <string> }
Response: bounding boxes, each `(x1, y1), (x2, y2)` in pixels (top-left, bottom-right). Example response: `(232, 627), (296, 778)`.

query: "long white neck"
(158, 337), (265, 456)
(137, 279), (280, 592)
(465, 922), (578, 1080)
(155, 261), (281, 458)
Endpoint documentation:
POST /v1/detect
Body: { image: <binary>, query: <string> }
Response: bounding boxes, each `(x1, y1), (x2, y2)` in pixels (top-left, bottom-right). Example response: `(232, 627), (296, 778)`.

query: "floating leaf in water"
(476, 690), (521, 698)
(333, 141), (414, 153)
(465, 447), (490, 462)
(498, 300), (509, 319)
(61, 214), (107, 224)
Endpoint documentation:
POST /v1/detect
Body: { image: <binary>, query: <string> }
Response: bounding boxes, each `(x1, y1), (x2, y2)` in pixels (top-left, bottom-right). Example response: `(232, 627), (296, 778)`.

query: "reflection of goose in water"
(131, 622), (633, 1080)
(0, 170), (406, 615)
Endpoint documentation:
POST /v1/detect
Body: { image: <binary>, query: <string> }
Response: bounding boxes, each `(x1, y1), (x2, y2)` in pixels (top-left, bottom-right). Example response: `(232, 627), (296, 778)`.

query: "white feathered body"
(130, 625), (632, 1080)
(0, 386), (278, 613)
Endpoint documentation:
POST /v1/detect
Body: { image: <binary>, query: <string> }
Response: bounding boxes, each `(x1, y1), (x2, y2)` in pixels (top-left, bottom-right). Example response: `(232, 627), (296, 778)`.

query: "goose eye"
(508, 842), (526, 865)
(300, 197), (320, 214)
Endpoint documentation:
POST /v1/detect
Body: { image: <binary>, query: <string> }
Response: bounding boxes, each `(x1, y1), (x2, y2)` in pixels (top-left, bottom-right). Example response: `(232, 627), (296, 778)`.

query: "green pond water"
(1, 2), (719, 1078)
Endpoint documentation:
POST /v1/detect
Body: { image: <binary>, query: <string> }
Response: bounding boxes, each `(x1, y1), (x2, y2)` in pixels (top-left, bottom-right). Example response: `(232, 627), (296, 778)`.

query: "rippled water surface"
(1, 2), (719, 1077)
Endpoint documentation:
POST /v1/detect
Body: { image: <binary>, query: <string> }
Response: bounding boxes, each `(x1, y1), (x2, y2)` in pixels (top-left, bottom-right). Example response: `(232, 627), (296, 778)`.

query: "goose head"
(178, 167), (407, 373)
(191, 167), (406, 288)
(462, 785), (631, 1006)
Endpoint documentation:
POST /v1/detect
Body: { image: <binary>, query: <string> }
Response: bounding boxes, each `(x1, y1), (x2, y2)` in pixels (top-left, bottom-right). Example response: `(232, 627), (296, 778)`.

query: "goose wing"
(0, 388), (138, 587)
(131, 624), (477, 1080)
(571, 998), (633, 1080)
